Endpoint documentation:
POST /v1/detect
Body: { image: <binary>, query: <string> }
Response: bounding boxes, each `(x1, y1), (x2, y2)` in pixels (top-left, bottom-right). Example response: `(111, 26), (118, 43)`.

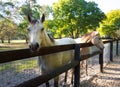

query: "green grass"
(0, 63), (12, 71)
(0, 40), (28, 51)
(0, 41), (38, 72)
(0, 59), (38, 72)
(0, 40), (26, 44)
(14, 59), (38, 72)
(11, 40), (26, 43)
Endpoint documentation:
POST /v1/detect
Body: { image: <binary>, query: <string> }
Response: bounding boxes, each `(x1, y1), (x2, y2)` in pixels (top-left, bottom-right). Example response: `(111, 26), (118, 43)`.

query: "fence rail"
(0, 38), (119, 87)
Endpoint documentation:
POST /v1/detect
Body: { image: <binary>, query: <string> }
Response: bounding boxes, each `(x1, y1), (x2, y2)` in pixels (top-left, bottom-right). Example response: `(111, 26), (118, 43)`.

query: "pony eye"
(28, 27), (31, 31)
(41, 28), (44, 31)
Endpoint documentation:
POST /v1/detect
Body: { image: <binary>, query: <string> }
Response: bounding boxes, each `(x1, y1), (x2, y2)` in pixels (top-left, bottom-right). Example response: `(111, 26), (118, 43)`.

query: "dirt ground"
(80, 55), (120, 87)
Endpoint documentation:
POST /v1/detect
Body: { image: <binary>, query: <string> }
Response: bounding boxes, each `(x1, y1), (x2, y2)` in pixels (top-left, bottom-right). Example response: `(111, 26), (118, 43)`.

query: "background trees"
(0, 0), (120, 43)
(98, 10), (120, 38)
(51, 0), (105, 38)
(0, 19), (17, 43)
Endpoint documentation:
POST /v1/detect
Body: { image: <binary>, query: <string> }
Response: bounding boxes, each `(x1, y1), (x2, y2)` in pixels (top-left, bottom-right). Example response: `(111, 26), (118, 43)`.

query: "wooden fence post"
(74, 44), (80, 87)
(116, 40), (118, 56)
(110, 40), (113, 62)
(99, 51), (103, 73)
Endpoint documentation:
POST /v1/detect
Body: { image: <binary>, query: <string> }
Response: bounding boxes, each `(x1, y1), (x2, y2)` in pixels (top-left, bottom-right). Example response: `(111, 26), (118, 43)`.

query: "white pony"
(27, 14), (76, 87)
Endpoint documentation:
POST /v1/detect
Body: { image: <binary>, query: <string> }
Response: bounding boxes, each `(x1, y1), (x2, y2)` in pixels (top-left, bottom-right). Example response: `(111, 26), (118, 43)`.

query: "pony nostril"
(29, 44), (32, 49)
(29, 43), (39, 51)
(36, 43), (39, 48)
(100, 46), (104, 51)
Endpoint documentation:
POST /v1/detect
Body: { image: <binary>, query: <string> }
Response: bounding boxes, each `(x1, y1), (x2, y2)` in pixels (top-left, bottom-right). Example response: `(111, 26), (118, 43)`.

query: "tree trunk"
(8, 37), (11, 43)
(1, 38), (4, 43)
(25, 36), (28, 44)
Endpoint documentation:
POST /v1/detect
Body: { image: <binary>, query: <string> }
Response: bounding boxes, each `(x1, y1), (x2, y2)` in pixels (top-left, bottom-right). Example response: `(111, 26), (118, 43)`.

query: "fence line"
(0, 39), (119, 87)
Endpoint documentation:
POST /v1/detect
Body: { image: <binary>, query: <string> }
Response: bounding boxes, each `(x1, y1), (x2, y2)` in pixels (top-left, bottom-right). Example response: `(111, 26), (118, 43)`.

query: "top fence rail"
(0, 39), (118, 64)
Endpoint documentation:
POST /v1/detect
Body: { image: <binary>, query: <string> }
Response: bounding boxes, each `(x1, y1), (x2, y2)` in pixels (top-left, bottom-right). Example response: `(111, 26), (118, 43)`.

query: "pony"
(78, 31), (104, 75)
(64, 31), (104, 84)
(27, 14), (76, 87)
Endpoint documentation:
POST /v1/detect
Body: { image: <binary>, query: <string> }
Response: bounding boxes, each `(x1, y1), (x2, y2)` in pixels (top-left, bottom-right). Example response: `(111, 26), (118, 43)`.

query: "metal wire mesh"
(0, 57), (41, 87)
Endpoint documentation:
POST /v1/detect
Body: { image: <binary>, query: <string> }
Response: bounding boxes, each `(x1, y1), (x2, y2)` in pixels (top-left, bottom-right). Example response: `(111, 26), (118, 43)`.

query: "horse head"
(27, 14), (45, 51)
(91, 31), (104, 51)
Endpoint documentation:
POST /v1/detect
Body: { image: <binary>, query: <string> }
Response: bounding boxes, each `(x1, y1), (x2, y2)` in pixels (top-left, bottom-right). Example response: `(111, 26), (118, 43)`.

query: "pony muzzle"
(99, 46), (104, 51)
(29, 43), (39, 51)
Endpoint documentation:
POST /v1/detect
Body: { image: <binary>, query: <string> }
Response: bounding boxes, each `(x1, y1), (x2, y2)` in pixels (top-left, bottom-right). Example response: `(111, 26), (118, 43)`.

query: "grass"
(0, 40), (38, 72)
(0, 40), (26, 44)
(0, 59), (38, 72)
(0, 40), (28, 51)
(15, 59), (38, 72)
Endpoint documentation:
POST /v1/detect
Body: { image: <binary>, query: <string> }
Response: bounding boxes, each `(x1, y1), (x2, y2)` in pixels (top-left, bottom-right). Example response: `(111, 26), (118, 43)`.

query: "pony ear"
(92, 31), (99, 37)
(41, 14), (45, 23)
(27, 14), (32, 23)
(95, 31), (99, 35)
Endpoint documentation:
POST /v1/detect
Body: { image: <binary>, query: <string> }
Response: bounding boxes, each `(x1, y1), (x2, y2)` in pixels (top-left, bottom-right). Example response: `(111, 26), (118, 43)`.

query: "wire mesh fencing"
(0, 57), (41, 87)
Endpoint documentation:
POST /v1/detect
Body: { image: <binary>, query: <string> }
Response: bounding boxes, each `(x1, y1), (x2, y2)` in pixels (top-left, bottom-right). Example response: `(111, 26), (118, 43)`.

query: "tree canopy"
(1, 0), (120, 43)
(51, 0), (105, 38)
(98, 10), (120, 38)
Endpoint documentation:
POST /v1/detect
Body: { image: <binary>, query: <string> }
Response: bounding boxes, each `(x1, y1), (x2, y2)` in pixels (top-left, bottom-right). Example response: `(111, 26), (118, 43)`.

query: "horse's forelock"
(30, 19), (39, 24)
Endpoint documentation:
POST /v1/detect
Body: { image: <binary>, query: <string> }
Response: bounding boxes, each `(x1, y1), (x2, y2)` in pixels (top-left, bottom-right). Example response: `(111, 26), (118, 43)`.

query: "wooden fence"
(0, 39), (119, 87)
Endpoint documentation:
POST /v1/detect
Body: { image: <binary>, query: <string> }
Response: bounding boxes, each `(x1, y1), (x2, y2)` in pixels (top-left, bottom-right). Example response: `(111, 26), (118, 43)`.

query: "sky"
(37, 0), (120, 13)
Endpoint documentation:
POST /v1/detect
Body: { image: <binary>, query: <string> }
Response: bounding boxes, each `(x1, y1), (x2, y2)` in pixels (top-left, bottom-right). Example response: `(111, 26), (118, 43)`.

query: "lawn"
(0, 40), (38, 72)
(0, 40), (28, 51)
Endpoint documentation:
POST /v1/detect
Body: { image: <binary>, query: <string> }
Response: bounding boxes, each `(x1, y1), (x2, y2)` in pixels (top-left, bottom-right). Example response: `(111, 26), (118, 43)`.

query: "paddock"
(0, 38), (119, 87)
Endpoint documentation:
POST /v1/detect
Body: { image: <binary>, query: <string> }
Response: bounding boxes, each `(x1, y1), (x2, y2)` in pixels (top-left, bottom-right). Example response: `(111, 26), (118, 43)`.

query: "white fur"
(40, 37), (76, 72)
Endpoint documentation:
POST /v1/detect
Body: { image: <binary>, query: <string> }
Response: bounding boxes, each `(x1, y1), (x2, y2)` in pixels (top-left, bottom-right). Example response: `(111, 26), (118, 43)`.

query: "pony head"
(91, 31), (104, 51)
(27, 14), (45, 51)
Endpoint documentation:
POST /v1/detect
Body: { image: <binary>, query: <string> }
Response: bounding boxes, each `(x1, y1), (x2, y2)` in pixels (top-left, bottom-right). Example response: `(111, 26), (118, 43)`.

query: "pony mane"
(81, 32), (93, 42)
(82, 32), (93, 38)
(47, 34), (55, 43)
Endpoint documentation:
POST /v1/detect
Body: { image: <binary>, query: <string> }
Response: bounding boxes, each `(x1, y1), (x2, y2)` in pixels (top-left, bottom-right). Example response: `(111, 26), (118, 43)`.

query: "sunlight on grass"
(0, 59), (38, 73)
(0, 40), (28, 51)
(0, 40), (38, 73)
(0, 63), (12, 71)
(11, 40), (26, 43)
(15, 59), (38, 72)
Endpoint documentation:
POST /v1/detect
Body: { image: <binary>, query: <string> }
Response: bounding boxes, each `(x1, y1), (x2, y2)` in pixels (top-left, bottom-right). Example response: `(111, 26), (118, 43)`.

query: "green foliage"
(0, 0), (106, 40)
(98, 10), (120, 38)
(0, 1), (15, 19)
(51, 0), (105, 38)
(18, 19), (29, 43)
(19, 0), (41, 19)
(0, 19), (17, 43)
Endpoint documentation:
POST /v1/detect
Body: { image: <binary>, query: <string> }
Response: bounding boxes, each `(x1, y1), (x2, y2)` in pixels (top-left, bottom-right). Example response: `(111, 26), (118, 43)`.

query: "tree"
(51, 0), (105, 38)
(18, 20), (29, 43)
(0, 19), (17, 43)
(0, 1), (14, 19)
(98, 10), (120, 38)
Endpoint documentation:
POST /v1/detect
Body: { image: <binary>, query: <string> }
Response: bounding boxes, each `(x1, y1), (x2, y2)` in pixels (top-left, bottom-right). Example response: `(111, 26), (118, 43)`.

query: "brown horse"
(79, 31), (104, 75)
(64, 31), (104, 84)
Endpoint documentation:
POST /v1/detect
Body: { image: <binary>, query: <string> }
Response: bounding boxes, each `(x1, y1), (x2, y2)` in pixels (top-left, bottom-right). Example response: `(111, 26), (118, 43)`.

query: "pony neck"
(81, 33), (92, 43)
(41, 31), (55, 47)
